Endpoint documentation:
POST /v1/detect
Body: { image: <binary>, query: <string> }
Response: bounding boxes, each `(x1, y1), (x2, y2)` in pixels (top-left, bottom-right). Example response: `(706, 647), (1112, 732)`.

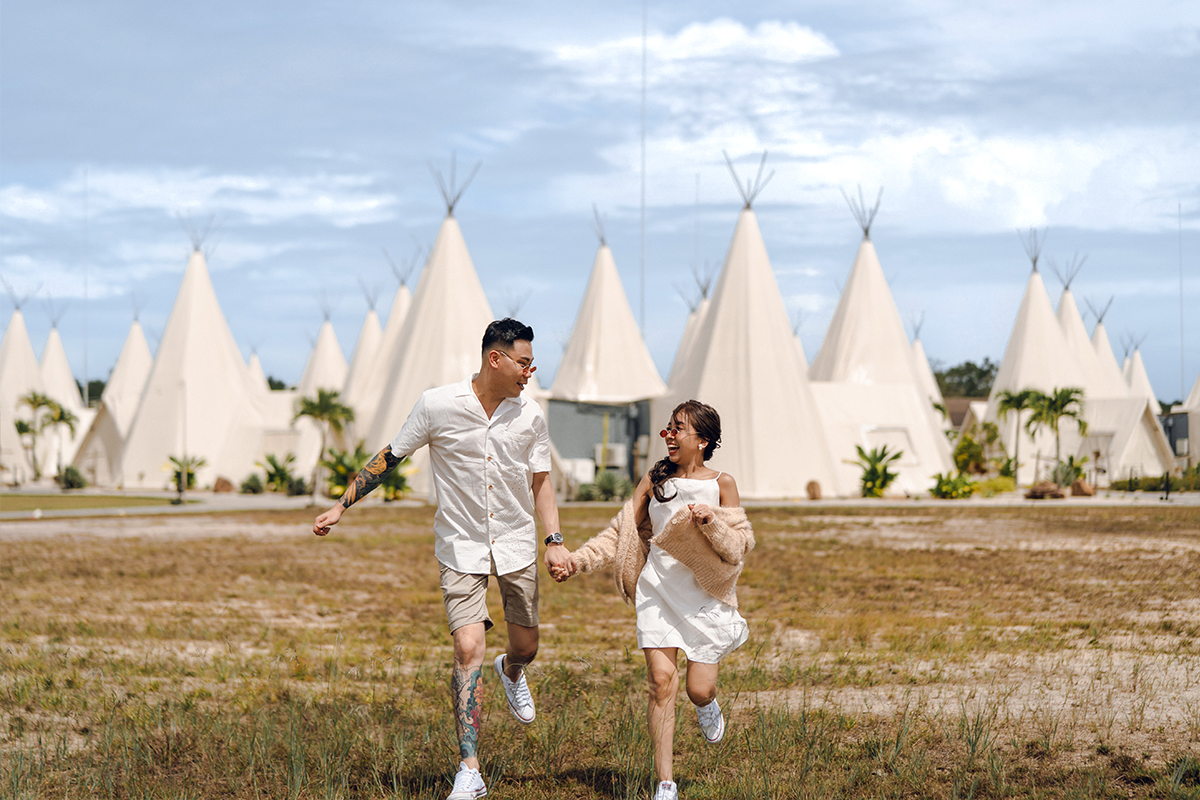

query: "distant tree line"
(934, 358), (998, 398)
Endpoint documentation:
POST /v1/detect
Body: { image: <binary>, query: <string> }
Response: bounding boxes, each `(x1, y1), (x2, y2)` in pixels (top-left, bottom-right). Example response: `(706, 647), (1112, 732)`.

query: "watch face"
(546, 533), (563, 545)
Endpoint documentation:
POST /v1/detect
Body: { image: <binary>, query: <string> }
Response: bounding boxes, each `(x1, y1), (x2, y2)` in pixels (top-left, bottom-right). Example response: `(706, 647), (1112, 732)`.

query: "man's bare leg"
(451, 622), (487, 770)
(500, 622), (538, 679)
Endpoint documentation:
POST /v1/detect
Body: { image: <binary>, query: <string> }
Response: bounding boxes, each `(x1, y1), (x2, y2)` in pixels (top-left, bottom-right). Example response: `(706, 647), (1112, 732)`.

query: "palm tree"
(17, 391), (55, 480)
(294, 388), (355, 504)
(1025, 387), (1088, 468)
(996, 389), (1036, 485)
(40, 400), (78, 475)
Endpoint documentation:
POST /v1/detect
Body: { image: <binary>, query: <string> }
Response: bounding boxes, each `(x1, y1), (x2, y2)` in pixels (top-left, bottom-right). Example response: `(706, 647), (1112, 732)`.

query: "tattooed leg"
(452, 663), (484, 762)
(339, 445), (401, 508)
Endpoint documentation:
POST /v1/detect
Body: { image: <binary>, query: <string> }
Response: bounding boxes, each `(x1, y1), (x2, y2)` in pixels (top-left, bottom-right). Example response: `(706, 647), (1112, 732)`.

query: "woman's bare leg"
(644, 648), (679, 782)
(685, 661), (719, 708)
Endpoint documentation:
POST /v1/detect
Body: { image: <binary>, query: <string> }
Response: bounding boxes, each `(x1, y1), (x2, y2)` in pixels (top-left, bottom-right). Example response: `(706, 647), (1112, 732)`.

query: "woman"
(562, 400), (754, 800)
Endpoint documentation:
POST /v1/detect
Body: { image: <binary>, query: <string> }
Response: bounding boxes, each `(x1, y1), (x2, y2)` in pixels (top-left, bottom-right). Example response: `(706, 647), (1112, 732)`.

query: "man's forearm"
(340, 446), (402, 508)
(532, 474), (560, 535)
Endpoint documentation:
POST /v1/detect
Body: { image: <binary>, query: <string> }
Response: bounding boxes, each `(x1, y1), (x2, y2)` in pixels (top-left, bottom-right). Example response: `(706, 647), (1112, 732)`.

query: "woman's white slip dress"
(635, 475), (748, 663)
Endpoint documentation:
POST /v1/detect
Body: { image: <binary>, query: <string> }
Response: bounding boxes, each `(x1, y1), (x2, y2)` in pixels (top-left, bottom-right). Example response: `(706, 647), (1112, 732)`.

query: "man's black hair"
(481, 318), (534, 356)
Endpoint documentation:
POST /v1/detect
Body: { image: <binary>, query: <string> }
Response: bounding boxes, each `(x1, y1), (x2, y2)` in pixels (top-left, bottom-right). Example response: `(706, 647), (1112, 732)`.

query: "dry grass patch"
(1, 503), (1199, 798)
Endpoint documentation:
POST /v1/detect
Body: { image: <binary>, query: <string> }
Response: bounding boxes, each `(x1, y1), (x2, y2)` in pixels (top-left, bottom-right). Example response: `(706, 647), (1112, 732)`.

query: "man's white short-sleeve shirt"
(389, 376), (552, 575)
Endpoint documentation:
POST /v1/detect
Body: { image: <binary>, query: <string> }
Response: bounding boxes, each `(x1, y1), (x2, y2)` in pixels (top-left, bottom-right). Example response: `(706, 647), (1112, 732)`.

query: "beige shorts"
(439, 558), (539, 633)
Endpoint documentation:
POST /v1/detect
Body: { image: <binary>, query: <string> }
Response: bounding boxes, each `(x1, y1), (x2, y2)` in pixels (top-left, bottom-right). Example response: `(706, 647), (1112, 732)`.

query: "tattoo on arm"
(451, 663), (484, 760)
(339, 446), (401, 508)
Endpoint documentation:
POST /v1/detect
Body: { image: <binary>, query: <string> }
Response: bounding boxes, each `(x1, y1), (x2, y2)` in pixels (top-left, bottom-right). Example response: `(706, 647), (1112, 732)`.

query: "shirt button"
(488, 485), (493, 489)
(487, 456), (492, 461)
(489, 513), (494, 518)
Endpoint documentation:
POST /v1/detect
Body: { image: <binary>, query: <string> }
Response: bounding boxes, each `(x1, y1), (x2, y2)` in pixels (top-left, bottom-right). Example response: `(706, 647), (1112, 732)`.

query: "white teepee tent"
(366, 178), (496, 499)
(72, 318), (154, 486)
(120, 248), (266, 488)
(1186, 371), (1200, 411)
(1126, 348), (1161, 415)
(247, 351), (269, 394)
(984, 232), (1088, 484)
(350, 254), (416, 439)
(341, 301), (384, 416)
(551, 239), (665, 403)
(669, 298), (710, 384)
(912, 333), (945, 407)
(809, 191), (924, 388)
(652, 159), (840, 498)
(39, 321), (95, 469)
(807, 191), (952, 494)
(1053, 258), (1126, 399)
(0, 306), (46, 481)
(1086, 299), (1129, 399)
(296, 316), (349, 399)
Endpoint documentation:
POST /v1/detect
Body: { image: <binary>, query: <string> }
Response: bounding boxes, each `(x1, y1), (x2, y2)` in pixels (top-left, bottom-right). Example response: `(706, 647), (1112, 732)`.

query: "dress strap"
(714, 472), (723, 480)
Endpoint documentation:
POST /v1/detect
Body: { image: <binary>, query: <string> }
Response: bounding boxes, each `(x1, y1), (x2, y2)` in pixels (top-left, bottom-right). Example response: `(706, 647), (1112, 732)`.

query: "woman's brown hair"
(648, 400), (722, 503)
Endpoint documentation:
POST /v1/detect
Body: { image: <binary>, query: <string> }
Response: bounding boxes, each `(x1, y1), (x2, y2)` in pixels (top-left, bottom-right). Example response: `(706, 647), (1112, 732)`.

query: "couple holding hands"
(313, 319), (754, 800)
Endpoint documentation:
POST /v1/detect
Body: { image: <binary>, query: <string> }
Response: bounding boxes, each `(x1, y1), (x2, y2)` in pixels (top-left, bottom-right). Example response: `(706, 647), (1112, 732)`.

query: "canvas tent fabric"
(1125, 349), (1161, 415)
(0, 308), (46, 481)
(551, 243), (666, 403)
(652, 208), (841, 498)
(39, 325), (95, 468)
(812, 382), (952, 496)
(1078, 398), (1175, 484)
(366, 215), (496, 500)
(1187, 372), (1200, 411)
(984, 269), (1088, 484)
(669, 298), (710, 384)
(296, 320), (348, 399)
(1057, 288), (1126, 399)
(350, 282), (412, 441)
(120, 249), (267, 489)
(809, 238), (923, 387)
(247, 352), (270, 394)
(71, 319), (154, 486)
(342, 308), (383, 412)
(912, 337), (944, 406)
(1090, 320), (1128, 400)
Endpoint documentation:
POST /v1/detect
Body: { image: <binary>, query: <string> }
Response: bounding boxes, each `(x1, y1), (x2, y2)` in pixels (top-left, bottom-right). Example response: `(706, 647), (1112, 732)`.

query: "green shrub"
(594, 470), (634, 501)
(286, 475), (311, 497)
(240, 473), (264, 494)
(1111, 475), (1184, 492)
(574, 483), (598, 501)
(855, 445), (901, 498)
(973, 476), (1016, 497)
(1049, 455), (1087, 487)
(257, 453), (296, 493)
(929, 472), (974, 499)
(55, 465), (87, 490)
(169, 455), (206, 492)
(321, 443), (372, 498)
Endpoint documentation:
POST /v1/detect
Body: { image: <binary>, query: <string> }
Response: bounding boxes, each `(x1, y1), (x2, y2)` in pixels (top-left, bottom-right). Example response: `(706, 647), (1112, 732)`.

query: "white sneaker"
(446, 761), (487, 800)
(494, 654), (535, 723)
(696, 698), (725, 743)
(653, 780), (678, 800)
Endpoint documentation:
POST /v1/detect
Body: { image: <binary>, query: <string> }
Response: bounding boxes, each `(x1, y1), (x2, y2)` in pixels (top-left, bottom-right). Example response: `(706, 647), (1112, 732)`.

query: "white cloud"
(0, 168), (399, 229)
(552, 18), (838, 90)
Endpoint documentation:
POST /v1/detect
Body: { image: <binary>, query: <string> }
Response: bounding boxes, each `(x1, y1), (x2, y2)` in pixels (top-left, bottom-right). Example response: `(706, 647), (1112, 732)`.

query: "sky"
(2, 1), (1199, 401)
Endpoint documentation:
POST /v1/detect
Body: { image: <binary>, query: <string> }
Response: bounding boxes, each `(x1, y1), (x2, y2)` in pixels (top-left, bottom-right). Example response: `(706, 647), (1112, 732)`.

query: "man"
(313, 318), (572, 800)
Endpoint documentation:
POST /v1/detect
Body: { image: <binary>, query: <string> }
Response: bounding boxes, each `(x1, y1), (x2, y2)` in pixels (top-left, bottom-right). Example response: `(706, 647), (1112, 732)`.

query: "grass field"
(2, 503), (1200, 798)
(0, 493), (178, 512)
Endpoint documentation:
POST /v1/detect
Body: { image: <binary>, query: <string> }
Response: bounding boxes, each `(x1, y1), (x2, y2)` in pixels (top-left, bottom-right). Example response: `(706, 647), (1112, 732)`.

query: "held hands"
(313, 504), (344, 536)
(545, 545), (577, 583)
(688, 503), (715, 527)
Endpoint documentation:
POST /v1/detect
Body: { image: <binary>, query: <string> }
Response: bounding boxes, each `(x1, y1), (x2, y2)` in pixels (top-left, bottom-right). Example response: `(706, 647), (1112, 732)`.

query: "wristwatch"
(544, 532), (564, 546)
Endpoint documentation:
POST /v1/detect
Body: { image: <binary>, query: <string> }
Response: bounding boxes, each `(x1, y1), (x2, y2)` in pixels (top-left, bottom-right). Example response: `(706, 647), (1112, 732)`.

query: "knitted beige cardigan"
(572, 499), (755, 609)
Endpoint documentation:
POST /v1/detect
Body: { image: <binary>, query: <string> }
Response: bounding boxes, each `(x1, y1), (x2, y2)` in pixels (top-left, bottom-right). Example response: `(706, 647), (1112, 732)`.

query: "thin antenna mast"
(83, 167), (90, 406)
(639, 0), (647, 334)
(1181, 202), (1186, 401)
